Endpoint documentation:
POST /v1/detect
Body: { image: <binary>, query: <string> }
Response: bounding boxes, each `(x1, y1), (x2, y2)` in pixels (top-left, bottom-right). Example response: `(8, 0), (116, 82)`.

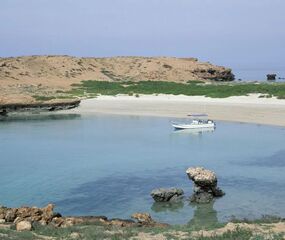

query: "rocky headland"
(0, 55), (234, 105)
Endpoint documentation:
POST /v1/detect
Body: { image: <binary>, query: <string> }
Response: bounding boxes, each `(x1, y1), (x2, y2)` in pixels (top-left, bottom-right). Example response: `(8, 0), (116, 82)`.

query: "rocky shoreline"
(0, 204), (168, 232)
(0, 204), (284, 240)
(0, 99), (80, 116)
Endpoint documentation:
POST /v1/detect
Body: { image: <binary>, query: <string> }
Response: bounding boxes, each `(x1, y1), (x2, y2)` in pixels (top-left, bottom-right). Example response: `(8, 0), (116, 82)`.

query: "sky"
(0, 0), (284, 71)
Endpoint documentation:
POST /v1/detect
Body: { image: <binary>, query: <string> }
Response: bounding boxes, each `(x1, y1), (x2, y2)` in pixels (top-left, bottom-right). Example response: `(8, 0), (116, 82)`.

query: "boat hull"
(172, 123), (215, 130)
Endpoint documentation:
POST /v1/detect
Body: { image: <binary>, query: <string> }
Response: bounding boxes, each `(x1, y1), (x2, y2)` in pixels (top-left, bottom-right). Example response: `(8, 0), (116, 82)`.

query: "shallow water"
(0, 114), (285, 225)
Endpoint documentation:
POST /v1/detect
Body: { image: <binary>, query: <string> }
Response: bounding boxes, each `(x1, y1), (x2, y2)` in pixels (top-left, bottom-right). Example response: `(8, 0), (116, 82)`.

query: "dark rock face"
(0, 100), (80, 116)
(193, 68), (235, 81)
(267, 74), (277, 80)
(186, 167), (225, 204)
(151, 188), (184, 202)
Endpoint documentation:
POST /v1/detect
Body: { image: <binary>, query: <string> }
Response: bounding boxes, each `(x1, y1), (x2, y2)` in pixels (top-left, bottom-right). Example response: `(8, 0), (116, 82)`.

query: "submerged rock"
(151, 188), (184, 202)
(186, 167), (225, 203)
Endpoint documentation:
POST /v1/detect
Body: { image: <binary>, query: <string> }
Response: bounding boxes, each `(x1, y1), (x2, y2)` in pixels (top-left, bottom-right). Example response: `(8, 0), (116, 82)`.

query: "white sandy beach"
(65, 94), (285, 127)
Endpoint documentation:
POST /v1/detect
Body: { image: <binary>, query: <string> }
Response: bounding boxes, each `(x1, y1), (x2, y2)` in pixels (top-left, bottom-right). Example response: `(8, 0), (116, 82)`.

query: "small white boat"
(172, 114), (216, 130)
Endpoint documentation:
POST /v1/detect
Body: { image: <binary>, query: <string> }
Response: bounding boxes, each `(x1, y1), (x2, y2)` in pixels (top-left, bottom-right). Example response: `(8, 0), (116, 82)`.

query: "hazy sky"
(0, 0), (284, 70)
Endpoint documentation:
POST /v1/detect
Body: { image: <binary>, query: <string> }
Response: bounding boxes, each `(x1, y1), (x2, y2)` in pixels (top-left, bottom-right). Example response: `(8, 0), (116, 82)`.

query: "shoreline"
(63, 94), (285, 127)
(0, 100), (80, 116)
(0, 204), (284, 239)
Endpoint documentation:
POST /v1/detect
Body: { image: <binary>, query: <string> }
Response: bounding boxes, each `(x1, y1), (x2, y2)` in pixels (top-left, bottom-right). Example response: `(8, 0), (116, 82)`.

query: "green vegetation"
(0, 223), (283, 240)
(229, 215), (283, 224)
(66, 80), (285, 99)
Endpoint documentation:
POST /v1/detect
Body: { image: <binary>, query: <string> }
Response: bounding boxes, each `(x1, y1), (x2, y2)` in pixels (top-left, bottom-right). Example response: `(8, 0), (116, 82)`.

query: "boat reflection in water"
(173, 126), (215, 136)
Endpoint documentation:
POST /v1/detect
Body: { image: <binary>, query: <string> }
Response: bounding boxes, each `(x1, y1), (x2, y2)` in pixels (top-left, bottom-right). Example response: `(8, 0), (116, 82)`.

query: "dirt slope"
(0, 55), (234, 104)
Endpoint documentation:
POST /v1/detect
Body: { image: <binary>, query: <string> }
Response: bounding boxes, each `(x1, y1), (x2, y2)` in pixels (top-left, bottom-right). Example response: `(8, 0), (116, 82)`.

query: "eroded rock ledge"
(0, 99), (80, 116)
(0, 204), (168, 231)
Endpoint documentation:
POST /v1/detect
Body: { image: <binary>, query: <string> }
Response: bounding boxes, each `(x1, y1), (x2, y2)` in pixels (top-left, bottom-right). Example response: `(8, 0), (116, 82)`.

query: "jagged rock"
(5, 209), (17, 222)
(0, 204), (169, 229)
(132, 213), (154, 225)
(16, 220), (32, 231)
(3, 204), (56, 225)
(186, 167), (225, 204)
(51, 217), (65, 227)
(0, 207), (7, 220)
(267, 74), (277, 80)
(150, 188), (184, 202)
(42, 203), (55, 222)
(131, 213), (169, 227)
(193, 68), (235, 81)
(187, 167), (217, 188)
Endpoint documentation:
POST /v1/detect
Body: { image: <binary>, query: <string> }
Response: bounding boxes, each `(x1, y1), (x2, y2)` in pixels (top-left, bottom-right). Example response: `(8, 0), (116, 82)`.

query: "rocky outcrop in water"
(186, 167), (225, 203)
(267, 74), (277, 80)
(151, 188), (184, 202)
(0, 100), (80, 116)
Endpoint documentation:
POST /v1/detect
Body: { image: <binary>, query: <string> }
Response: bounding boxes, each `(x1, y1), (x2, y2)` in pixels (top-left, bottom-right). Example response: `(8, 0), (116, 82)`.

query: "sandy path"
(65, 94), (285, 127)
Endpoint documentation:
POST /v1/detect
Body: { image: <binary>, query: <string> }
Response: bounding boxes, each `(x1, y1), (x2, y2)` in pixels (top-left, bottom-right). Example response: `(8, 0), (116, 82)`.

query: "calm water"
(0, 114), (285, 225)
(233, 69), (285, 82)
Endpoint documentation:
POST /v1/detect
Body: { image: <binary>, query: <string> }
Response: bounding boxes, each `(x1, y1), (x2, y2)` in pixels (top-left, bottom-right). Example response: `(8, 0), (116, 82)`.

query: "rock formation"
(0, 56), (235, 105)
(151, 188), (184, 202)
(16, 221), (32, 231)
(267, 74), (277, 80)
(0, 99), (80, 116)
(0, 204), (168, 230)
(131, 213), (168, 227)
(193, 68), (235, 81)
(186, 167), (225, 203)
(0, 204), (60, 227)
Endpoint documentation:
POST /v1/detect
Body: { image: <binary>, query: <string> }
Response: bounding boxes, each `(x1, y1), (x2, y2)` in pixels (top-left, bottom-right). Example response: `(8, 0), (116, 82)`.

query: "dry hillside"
(0, 55), (234, 104)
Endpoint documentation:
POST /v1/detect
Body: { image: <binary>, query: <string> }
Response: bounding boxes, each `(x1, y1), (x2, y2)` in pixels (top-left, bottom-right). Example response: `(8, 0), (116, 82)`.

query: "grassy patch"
(67, 80), (285, 99)
(229, 215), (283, 224)
(0, 224), (283, 240)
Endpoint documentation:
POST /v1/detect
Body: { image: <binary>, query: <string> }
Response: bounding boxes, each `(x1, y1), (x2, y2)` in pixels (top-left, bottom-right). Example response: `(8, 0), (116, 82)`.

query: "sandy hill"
(0, 55), (234, 103)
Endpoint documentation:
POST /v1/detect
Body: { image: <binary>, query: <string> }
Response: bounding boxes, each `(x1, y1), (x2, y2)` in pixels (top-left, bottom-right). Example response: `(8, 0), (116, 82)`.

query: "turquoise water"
(0, 114), (285, 225)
